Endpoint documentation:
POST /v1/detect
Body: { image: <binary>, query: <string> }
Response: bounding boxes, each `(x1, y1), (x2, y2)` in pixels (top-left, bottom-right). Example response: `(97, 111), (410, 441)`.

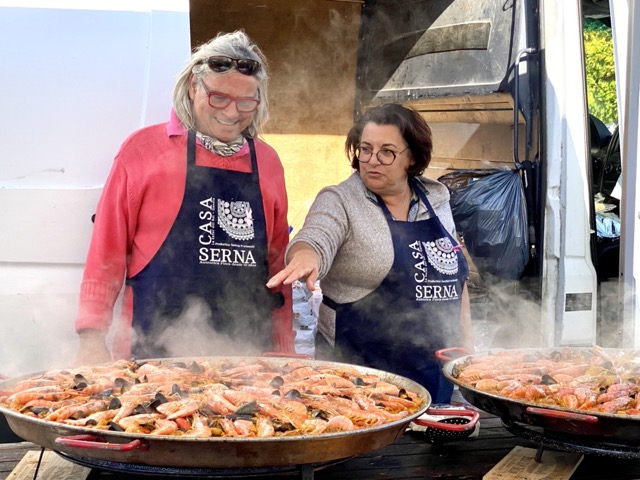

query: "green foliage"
(583, 19), (618, 125)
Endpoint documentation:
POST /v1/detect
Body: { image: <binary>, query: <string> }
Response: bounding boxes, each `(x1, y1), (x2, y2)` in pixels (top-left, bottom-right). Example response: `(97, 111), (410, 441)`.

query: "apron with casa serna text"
(325, 178), (469, 403)
(127, 130), (274, 358)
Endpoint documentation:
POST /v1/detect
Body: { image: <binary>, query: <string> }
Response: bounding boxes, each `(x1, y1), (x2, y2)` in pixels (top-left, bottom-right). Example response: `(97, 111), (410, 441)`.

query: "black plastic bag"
(439, 169), (529, 280)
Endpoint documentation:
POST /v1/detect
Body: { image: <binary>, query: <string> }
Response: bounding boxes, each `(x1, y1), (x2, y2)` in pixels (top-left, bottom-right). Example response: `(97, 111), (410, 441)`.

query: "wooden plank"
(5, 450), (90, 480)
(0, 444), (39, 480)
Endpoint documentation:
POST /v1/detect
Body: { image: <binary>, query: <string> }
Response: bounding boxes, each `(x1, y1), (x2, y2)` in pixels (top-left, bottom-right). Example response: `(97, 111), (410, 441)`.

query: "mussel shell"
(152, 392), (169, 404)
(284, 389), (302, 400)
(311, 409), (331, 421)
(171, 384), (189, 397)
(272, 420), (295, 432)
(108, 421), (125, 432)
(188, 361), (204, 373)
(72, 373), (88, 389)
(147, 392), (169, 412)
(27, 407), (51, 416)
(98, 388), (114, 397)
(132, 404), (151, 415)
(270, 376), (285, 388)
(114, 377), (131, 389)
(233, 401), (258, 416)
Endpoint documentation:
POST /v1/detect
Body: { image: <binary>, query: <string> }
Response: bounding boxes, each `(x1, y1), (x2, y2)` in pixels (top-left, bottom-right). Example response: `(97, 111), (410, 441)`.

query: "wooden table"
(2, 414), (640, 479)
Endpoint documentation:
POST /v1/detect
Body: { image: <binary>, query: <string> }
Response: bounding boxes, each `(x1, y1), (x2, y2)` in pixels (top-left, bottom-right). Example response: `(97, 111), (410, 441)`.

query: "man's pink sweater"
(76, 111), (294, 357)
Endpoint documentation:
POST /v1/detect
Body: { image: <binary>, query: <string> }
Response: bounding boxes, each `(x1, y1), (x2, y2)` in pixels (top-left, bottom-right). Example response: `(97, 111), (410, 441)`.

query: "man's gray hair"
(172, 30), (269, 138)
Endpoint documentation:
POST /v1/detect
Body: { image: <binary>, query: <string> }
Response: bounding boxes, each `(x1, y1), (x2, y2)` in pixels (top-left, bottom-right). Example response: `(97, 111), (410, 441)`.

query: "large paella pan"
(441, 346), (640, 443)
(0, 356), (430, 469)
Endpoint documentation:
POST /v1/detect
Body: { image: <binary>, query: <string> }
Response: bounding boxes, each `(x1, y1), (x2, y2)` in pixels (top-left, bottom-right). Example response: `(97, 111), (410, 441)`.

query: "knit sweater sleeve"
(75, 151), (134, 333)
(75, 123), (183, 334)
(287, 173), (394, 296)
(286, 184), (351, 280)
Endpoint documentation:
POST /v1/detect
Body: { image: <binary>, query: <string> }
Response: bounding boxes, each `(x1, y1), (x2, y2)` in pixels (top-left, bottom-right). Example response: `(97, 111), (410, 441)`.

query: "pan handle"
(525, 406), (599, 423)
(55, 434), (150, 452)
(412, 408), (480, 432)
(435, 347), (471, 362)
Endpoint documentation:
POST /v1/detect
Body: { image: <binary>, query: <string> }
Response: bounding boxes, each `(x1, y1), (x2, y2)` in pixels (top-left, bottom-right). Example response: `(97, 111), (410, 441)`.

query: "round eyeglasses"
(198, 77), (260, 113)
(355, 145), (409, 165)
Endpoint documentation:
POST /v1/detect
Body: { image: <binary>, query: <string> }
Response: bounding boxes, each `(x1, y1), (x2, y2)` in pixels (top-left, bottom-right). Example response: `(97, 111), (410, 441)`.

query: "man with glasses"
(75, 31), (294, 364)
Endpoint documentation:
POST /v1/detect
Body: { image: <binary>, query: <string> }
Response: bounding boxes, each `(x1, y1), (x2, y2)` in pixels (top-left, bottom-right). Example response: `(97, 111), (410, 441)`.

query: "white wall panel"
(0, 2), (189, 376)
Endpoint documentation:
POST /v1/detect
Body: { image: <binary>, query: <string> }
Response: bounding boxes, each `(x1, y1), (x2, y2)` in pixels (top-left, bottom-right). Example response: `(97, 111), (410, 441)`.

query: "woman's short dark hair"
(345, 103), (432, 176)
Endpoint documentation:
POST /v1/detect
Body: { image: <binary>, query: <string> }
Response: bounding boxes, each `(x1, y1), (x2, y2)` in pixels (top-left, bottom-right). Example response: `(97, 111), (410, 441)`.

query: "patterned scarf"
(196, 132), (246, 157)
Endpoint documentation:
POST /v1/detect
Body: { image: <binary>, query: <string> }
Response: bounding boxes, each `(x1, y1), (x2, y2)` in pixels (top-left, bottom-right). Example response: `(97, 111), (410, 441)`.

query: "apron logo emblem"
(197, 198), (257, 267)
(411, 238), (461, 302)
(423, 237), (459, 275)
(218, 200), (255, 241)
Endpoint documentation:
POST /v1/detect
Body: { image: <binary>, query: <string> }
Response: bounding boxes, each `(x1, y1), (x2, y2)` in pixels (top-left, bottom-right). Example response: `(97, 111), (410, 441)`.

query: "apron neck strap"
(246, 136), (258, 182)
(376, 177), (436, 220)
(187, 129), (196, 165)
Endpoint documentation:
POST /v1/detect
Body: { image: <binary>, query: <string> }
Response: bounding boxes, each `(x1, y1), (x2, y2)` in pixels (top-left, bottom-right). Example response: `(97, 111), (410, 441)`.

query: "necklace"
(385, 184), (413, 221)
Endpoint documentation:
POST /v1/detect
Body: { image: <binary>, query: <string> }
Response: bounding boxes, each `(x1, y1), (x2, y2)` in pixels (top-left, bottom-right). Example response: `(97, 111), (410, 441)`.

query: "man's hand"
(75, 329), (112, 366)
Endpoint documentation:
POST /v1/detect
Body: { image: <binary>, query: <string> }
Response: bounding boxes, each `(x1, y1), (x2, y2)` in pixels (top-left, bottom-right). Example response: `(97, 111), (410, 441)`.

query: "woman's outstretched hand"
(267, 243), (320, 291)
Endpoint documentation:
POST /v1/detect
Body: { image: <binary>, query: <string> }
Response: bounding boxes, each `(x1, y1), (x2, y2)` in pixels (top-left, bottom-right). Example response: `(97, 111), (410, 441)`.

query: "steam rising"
(132, 296), (262, 359)
(471, 279), (545, 351)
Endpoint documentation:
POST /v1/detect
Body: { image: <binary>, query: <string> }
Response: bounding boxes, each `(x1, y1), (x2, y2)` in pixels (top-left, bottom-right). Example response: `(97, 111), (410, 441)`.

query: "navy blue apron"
(127, 130), (274, 358)
(325, 178), (468, 403)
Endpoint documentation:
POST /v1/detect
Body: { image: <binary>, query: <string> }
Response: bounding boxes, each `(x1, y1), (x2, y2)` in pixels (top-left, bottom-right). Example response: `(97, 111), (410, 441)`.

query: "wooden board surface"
(2, 415), (640, 479)
(6, 450), (89, 480)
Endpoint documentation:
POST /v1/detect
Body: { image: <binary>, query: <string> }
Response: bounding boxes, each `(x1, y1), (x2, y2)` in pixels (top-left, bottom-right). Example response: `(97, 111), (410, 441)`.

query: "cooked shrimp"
(256, 416), (276, 437)
(45, 399), (108, 422)
(201, 391), (236, 415)
(8, 386), (78, 406)
(299, 418), (327, 435)
(117, 413), (161, 434)
(152, 418), (179, 435)
(64, 409), (117, 428)
(599, 396), (635, 413)
(222, 390), (258, 407)
(325, 415), (355, 432)
(156, 399), (200, 420)
(233, 419), (255, 437)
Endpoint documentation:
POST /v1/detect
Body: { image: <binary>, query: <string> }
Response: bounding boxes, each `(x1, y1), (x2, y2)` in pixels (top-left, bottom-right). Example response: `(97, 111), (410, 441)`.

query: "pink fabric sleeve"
(75, 157), (133, 333)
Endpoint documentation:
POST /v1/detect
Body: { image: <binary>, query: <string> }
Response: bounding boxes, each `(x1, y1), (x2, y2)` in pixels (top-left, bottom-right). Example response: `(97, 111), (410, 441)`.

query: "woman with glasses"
(268, 103), (472, 403)
(75, 31), (295, 364)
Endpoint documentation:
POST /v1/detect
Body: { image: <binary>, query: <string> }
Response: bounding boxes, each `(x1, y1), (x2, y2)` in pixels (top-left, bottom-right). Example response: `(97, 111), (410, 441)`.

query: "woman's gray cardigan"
(286, 172), (457, 346)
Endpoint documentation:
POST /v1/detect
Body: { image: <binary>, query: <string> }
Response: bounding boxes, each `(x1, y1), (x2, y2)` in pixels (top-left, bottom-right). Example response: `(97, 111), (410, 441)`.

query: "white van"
(0, 0), (190, 375)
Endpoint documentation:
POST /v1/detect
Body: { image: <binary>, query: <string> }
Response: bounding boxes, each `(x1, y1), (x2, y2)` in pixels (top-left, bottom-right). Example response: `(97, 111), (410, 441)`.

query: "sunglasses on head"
(201, 56), (261, 76)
